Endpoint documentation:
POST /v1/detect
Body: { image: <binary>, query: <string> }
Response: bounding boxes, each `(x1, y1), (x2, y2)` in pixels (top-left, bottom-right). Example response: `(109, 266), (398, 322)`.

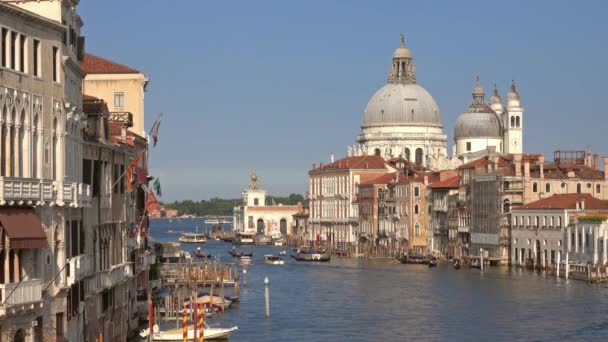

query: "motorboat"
(291, 247), (330, 262)
(235, 231), (255, 245)
(264, 254), (284, 265)
(179, 232), (207, 244)
(140, 323), (238, 340)
(255, 235), (272, 245)
(397, 254), (429, 265)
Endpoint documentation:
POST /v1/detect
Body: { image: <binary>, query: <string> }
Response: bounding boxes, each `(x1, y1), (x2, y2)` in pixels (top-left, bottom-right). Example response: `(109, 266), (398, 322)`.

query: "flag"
(152, 177), (162, 196)
(149, 114), (162, 147)
(129, 222), (139, 237)
(126, 153), (141, 193)
(146, 188), (160, 212)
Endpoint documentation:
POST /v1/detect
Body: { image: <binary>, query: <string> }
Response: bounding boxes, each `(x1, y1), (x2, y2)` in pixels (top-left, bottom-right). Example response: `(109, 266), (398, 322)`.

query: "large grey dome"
(362, 83), (442, 128)
(454, 103), (503, 139)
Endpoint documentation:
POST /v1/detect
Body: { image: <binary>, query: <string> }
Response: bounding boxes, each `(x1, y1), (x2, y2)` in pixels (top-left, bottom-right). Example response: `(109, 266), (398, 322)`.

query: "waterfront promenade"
(152, 219), (608, 342)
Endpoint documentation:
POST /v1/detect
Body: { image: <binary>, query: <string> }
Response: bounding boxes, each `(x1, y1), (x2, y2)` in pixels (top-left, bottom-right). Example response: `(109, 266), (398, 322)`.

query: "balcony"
(0, 178), (53, 205)
(109, 262), (134, 287)
(144, 251), (156, 267)
(457, 226), (470, 233)
(67, 254), (93, 286)
(0, 279), (43, 316)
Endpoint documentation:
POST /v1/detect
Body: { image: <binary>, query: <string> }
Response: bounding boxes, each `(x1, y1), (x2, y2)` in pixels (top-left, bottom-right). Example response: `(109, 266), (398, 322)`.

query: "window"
(597, 184), (601, 194)
(19, 34), (26, 72)
(56, 312), (64, 339)
(545, 183), (551, 193)
(254, 198), (259, 206)
(414, 204), (419, 214)
(511, 116), (515, 127)
(52, 46), (59, 82)
(415, 148), (423, 165)
(404, 148), (410, 161)
(587, 183), (592, 189)
(11, 31), (16, 70)
(1, 28), (7, 67)
(516, 116), (520, 127)
(466, 142), (471, 152)
(414, 224), (420, 237)
(33, 39), (41, 77)
(504, 181), (510, 190)
(414, 187), (419, 197)
(62, 21), (67, 45)
(533, 182), (538, 192)
(577, 183), (581, 193)
(374, 148), (381, 156)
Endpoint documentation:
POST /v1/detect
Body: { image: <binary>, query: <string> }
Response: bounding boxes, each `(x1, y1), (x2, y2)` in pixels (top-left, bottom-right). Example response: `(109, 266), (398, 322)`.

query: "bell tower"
(504, 81), (523, 154)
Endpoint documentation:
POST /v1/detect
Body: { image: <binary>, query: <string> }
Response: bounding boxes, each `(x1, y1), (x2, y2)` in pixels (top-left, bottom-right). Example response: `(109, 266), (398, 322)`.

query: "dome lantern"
(388, 34), (416, 84)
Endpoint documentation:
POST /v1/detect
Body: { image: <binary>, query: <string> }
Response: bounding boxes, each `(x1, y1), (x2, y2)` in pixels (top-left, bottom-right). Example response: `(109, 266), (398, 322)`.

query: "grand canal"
(151, 219), (608, 341)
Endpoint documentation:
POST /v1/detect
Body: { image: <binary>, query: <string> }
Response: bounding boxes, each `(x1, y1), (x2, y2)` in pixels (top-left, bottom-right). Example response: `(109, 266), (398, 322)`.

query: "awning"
(0, 208), (48, 249)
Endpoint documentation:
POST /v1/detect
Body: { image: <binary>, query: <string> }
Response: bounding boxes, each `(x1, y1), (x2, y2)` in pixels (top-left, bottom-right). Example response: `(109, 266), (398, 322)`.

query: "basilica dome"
(454, 77), (503, 139)
(362, 83), (442, 128)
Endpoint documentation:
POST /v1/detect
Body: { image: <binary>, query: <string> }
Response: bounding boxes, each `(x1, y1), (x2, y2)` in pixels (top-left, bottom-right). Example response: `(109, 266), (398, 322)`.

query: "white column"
(13, 124), (20, 177)
(14, 34), (20, 72)
(582, 227), (586, 254)
(593, 226), (599, 265)
(5, 123), (12, 176)
(575, 226), (579, 253)
(23, 123), (30, 177)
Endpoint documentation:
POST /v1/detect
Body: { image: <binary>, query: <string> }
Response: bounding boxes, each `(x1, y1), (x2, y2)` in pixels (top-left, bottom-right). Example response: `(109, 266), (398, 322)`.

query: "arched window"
(256, 219), (265, 235)
(504, 181), (510, 190)
(503, 199), (510, 213)
(558, 216), (562, 227)
(511, 116), (515, 127)
(546, 183), (551, 193)
(374, 148), (381, 156)
(414, 224), (420, 237)
(577, 183), (582, 193)
(597, 184), (601, 194)
(404, 148), (410, 161)
(414, 204), (419, 214)
(533, 182), (538, 192)
(415, 148), (423, 165)
(516, 116), (520, 127)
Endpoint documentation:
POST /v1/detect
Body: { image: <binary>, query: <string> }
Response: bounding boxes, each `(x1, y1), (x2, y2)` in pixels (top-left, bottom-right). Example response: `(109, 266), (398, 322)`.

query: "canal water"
(151, 219), (608, 341)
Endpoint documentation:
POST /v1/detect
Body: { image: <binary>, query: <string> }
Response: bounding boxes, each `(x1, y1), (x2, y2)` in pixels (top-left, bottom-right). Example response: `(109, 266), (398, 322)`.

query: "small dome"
(454, 77), (503, 139)
(394, 46), (411, 58)
(490, 84), (502, 105)
(508, 80), (520, 101)
(363, 83), (442, 128)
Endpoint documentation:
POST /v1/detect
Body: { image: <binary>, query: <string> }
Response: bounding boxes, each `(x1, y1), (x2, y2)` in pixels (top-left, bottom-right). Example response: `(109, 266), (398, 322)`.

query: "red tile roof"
(82, 94), (100, 101)
(458, 156), (511, 169)
(514, 193), (608, 210)
(81, 53), (141, 74)
(360, 173), (399, 185)
(82, 96), (108, 114)
(428, 176), (460, 189)
(311, 155), (389, 172)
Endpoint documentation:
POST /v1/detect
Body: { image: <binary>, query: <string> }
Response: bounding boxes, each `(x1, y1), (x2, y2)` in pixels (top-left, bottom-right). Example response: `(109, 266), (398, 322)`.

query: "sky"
(78, 0), (608, 202)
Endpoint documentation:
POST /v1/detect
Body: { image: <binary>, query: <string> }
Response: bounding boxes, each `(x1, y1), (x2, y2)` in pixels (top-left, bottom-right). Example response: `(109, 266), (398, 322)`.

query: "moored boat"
(291, 247), (330, 262)
(397, 254), (429, 264)
(273, 237), (285, 246)
(255, 235), (272, 245)
(264, 254), (284, 265)
(235, 231), (255, 245)
(228, 248), (253, 258)
(140, 323), (238, 340)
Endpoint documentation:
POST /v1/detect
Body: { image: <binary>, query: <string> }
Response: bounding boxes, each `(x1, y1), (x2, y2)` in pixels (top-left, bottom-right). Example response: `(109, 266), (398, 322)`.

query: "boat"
(453, 260), (461, 270)
(470, 260), (482, 269)
(254, 235), (272, 245)
(140, 323), (238, 340)
(273, 237), (285, 246)
(192, 247), (213, 259)
(291, 247), (330, 262)
(179, 230), (207, 244)
(264, 254), (284, 265)
(228, 249), (253, 258)
(235, 231), (255, 245)
(428, 257), (438, 267)
(397, 254), (429, 265)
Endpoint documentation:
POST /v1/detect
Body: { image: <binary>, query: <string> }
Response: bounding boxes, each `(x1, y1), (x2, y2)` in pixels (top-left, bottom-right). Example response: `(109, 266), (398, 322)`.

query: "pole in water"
(199, 303), (205, 342)
(243, 268), (247, 287)
(480, 248), (484, 271)
(264, 276), (270, 318)
(556, 252), (561, 278)
(183, 307), (188, 342)
(565, 251), (569, 279)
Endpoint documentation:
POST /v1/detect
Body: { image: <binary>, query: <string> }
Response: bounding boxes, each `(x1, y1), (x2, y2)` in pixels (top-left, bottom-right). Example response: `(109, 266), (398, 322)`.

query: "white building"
(233, 173), (299, 237)
(454, 77), (523, 158)
(354, 35), (451, 170)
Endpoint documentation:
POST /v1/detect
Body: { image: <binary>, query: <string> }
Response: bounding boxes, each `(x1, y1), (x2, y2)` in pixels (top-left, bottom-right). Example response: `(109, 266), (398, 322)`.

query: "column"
(4, 123), (11, 177)
(23, 122), (30, 177)
(582, 227), (586, 254)
(13, 249), (19, 282)
(4, 247), (10, 284)
(14, 34), (20, 72)
(14, 124), (20, 177)
(36, 130), (43, 178)
(593, 226), (598, 265)
(575, 226), (579, 253)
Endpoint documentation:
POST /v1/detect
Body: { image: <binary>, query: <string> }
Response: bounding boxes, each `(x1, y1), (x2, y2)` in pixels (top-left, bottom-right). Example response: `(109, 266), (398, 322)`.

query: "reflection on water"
(151, 219), (608, 342)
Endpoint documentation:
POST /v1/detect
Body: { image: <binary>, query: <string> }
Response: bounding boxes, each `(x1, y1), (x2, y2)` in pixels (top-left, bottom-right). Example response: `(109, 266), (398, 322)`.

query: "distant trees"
(164, 193), (305, 216)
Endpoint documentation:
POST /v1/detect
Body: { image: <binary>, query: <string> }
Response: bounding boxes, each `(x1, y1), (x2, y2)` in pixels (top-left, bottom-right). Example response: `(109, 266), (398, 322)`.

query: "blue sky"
(79, 0), (608, 201)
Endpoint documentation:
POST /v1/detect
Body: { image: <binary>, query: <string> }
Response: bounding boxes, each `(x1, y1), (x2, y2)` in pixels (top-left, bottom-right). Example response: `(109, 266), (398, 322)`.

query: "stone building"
(568, 216), (608, 267)
(308, 155), (395, 251)
(428, 175), (459, 256)
(81, 53), (149, 137)
(511, 194), (608, 269)
(233, 173), (299, 237)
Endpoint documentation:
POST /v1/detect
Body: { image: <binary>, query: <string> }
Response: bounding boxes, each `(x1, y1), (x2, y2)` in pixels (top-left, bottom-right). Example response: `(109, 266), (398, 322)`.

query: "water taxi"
(179, 232), (207, 243)
(264, 254), (284, 265)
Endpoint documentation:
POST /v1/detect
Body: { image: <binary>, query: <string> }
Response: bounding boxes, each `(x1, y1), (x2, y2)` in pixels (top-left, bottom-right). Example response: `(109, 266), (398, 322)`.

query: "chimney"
(514, 154), (522, 177)
(594, 154), (599, 170)
(604, 157), (608, 180)
(538, 155), (545, 179)
(524, 160), (530, 178)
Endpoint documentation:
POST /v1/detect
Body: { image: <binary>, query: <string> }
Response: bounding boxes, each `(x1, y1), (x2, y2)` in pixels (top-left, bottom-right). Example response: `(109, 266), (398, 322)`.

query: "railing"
(110, 262), (134, 287)
(96, 270), (111, 289)
(67, 254), (93, 286)
(0, 279), (43, 307)
(457, 226), (470, 233)
(0, 178), (54, 205)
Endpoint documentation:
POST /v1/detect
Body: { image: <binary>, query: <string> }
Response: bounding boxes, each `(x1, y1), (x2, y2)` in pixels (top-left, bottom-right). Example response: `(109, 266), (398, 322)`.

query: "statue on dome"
(400, 33), (405, 47)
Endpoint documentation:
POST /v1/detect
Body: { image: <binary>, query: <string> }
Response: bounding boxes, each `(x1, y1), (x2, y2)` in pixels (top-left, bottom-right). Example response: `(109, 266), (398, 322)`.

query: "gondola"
(453, 260), (461, 270)
(228, 249), (253, 258)
(428, 258), (438, 267)
(290, 247), (330, 262)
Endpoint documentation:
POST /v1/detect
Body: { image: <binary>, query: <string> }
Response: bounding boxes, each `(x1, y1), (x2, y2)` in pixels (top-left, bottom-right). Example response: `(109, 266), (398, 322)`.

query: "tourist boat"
(273, 237), (285, 246)
(235, 231), (255, 245)
(428, 257), (438, 267)
(264, 254), (284, 265)
(179, 232), (207, 244)
(291, 247), (330, 262)
(255, 235), (272, 245)
(140, 323), (238, 340)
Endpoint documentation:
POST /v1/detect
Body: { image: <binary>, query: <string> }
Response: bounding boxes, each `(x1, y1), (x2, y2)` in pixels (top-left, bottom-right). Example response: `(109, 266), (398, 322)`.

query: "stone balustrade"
(0, 177), (91, 207)
(0, 279), (43, 316)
